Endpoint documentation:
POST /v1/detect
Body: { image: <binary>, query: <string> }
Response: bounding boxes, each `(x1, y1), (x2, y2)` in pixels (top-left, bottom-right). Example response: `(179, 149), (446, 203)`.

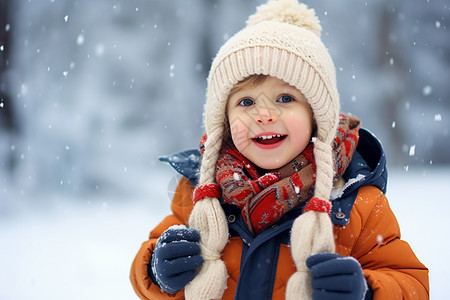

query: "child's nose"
(257, 115), (273, 124)
(256, 108), (277, 124)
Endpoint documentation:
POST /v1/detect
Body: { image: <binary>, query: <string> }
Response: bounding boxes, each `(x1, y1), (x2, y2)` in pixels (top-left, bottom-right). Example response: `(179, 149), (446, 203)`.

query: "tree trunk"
(0, 0), (16, 133)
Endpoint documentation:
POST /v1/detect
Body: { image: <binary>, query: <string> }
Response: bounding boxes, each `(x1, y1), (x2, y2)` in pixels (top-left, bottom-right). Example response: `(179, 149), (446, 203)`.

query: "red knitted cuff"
(192, 183), (221, 204)
(303, 197), (331, 214)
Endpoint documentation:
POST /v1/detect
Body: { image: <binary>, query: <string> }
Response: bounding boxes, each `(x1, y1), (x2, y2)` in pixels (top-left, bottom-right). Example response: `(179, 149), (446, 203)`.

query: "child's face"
(227, 76), (313, 170)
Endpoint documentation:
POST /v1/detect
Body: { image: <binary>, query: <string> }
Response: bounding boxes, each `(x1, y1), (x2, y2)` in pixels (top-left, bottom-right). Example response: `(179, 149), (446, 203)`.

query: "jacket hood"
(159, 128), (388, 226)
(329, 128), (388, 225)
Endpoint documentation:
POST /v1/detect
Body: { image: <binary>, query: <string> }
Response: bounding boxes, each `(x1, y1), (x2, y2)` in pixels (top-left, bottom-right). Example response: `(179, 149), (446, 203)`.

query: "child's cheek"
(285, 111), (312, 145)
(229, 116), (251, 150)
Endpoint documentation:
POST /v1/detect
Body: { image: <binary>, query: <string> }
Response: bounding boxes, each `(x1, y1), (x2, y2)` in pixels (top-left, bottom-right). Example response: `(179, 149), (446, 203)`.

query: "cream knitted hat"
(186, 0), (340, 299)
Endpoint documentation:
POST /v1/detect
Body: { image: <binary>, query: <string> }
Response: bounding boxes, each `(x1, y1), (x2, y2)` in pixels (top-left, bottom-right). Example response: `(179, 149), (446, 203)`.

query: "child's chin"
(255, 159), (286, 171)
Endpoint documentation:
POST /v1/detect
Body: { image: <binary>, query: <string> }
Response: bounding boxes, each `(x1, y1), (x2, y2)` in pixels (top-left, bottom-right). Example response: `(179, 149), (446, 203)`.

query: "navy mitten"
(149, 225), (203, 294)
(306, 253), (370, 300)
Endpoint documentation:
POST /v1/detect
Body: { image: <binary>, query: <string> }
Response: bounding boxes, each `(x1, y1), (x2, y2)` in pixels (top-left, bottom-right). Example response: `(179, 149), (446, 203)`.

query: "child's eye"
(277, 95), (294, 103)
(238, 98), (254, 107)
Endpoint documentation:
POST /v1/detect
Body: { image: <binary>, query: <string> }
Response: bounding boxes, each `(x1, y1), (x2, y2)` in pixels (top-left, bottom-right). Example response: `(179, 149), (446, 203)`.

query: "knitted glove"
(150, 225), (203, 294)
(306, 253), (370, 300)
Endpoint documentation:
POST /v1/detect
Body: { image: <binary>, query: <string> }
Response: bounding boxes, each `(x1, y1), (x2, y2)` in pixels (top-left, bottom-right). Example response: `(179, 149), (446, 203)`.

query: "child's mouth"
(252, 134), (287, 145)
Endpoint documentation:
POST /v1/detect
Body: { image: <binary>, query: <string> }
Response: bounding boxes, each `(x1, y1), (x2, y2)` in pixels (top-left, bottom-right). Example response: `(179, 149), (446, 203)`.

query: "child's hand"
(306, 253), (370, 300)
(150, 225), (203, 294)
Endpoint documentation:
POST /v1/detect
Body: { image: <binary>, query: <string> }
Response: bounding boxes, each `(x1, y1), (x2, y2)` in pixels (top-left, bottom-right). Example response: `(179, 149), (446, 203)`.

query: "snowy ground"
(0, 167), (448, 299)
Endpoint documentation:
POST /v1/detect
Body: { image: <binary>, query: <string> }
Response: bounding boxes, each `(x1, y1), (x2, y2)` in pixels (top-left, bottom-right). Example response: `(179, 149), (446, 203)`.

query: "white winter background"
(0, 1), (448, 299)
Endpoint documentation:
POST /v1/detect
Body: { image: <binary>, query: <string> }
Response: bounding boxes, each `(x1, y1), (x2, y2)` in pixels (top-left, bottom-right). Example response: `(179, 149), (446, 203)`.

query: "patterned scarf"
(215, 114), (361, 234)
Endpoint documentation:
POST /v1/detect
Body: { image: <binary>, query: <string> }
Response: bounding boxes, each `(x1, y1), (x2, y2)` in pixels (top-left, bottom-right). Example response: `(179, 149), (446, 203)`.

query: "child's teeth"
(260, 135), (281, 140)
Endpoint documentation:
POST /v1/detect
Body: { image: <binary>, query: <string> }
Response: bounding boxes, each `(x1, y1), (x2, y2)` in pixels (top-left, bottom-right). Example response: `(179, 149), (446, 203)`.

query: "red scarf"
(215, 114), (361, 234)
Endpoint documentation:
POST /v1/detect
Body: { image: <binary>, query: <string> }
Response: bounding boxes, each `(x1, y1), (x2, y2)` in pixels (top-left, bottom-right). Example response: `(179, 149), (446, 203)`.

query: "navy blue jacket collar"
(328, 129), (388, 225)
(159, 128), (388, 226)
(159, 149), (201, 187)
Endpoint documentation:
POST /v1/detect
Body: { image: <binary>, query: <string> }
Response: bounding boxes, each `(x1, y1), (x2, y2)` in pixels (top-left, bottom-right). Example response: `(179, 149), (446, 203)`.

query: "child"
(130, 0), (429, 299)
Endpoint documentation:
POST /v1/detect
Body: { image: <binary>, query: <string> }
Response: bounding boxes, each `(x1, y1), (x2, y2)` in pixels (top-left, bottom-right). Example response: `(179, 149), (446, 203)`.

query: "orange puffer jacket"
(131, 177), (428, 299)
(130, 130), (429, 299)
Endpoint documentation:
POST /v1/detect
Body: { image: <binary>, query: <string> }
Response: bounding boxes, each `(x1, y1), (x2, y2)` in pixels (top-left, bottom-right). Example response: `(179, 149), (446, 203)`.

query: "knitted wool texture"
(186, 0), (340, 299)
(217, 143), (315, 234)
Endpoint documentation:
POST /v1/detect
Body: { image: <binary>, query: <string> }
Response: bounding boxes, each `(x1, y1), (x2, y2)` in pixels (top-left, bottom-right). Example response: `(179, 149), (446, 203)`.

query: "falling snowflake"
(422, 85), (432, 96)
(377, 234), (383, 245)
(434, 114), (442, 121)
(77, 34), (84, 45)
(169, 64), (175, 78)
(409, 145), (416, 156)
(96, 44), (105, 57)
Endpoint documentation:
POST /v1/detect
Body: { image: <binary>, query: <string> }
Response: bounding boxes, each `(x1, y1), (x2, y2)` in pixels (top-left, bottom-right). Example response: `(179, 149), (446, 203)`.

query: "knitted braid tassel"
(185, 198), (228, 299)
(285, 137), (337, 299)
(185, 128), (229, 299)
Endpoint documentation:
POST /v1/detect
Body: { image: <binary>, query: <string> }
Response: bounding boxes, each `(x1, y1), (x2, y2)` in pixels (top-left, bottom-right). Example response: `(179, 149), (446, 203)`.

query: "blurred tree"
(377, 2), (408, 164)
(387, 0), (450, 165)
(372, 0), (450, 166)
(0, 0), (18, 171)
(0, 0), (15, 131)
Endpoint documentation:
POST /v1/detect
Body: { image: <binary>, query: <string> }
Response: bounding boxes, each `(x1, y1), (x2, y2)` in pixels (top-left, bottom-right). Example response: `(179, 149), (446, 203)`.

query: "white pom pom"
(247, 0), (322, 37)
